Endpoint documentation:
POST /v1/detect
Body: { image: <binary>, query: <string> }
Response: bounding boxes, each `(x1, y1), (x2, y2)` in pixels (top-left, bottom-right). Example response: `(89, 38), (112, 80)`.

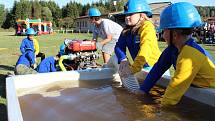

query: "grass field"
(0, 32), (215, 121)
(0, 32), (93, 121)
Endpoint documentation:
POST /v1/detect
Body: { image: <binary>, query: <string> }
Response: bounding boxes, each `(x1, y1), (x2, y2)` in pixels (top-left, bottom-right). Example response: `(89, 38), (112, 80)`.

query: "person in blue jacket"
(15, 49), (37, 75)
(114, 0), (162, 92)
(37, 55), (60, 73)
(58, 39), (73, 56)
(20, 28), (46, 62)
(138, 2), (215, 106)
(20, 28), (36, 54)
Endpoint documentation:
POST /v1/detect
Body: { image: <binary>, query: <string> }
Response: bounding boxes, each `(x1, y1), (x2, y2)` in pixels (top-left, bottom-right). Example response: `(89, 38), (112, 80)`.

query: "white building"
(74, 2), (171, 33)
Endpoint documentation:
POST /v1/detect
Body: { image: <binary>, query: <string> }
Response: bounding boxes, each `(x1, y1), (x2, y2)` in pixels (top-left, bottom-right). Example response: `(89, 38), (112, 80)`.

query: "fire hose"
(59, 54), (78, 71)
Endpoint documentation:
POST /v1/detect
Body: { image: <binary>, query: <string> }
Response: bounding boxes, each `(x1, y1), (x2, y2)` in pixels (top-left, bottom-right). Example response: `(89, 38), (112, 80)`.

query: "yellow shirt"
(33, 39), (39, 55)
(131, 21), (161, 74)
(162, 44), (215, 105)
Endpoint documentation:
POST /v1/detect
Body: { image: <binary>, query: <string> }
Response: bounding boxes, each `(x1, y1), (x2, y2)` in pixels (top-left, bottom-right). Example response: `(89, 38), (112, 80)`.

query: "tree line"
(0, 0), (214, 30)
(0, 0), (126, 29)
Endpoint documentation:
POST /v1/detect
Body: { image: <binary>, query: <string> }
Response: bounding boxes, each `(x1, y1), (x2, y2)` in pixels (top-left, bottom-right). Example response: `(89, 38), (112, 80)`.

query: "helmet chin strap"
(127, 14), (142, 27)
(134, 15), (142, 26)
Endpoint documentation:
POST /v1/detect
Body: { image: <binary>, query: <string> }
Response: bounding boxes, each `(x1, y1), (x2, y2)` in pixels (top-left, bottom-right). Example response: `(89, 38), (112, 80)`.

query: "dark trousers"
(36, 52), (45, 61)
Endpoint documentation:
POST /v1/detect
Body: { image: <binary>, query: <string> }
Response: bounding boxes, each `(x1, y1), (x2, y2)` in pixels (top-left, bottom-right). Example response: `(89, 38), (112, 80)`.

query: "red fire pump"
(63, 39), (100, 70)
(68, 39), (97, 52)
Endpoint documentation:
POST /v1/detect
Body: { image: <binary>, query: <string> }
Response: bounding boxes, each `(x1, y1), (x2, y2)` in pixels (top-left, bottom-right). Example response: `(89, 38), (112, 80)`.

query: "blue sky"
(0, 0), (215, 9)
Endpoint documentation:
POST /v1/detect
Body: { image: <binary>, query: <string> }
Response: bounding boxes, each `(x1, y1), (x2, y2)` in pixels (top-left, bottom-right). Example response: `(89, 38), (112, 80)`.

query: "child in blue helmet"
(114, 0), (164, 92)
(58, 39), (73, 56)
(88, 7), (123, 65)
(37, 54), (60, 73)
(15, 49), (37, 75)
(57, 39), (76, 71)
(20, 28), (45, 62)
(20, 28), (36, 54)
(139, 2), (215, 106)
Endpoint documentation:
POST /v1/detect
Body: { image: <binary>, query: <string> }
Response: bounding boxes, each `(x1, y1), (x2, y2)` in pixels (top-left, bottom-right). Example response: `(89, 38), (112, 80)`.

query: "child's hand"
(119, 60), (132, 78)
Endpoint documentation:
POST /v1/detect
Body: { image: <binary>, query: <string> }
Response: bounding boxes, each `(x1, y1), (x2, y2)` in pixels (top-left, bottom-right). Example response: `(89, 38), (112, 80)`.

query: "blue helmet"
(26, 28), (36, 35)
(88, 8), (101, 17)
(160, 2), (203, 29)
(124, 0), (152, 17)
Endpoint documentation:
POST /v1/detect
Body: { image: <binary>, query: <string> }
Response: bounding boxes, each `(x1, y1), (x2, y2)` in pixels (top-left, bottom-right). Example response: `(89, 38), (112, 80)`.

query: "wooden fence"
(53, 29), (91, 34)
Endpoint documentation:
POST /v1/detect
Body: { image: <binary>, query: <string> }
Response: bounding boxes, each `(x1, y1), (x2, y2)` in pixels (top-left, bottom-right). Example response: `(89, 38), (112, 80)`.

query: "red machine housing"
(68, 40), (97, 52)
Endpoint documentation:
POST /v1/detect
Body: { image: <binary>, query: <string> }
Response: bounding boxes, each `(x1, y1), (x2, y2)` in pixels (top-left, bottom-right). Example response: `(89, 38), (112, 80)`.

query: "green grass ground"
(0, 32), (215, 121)
(0, 32), (93, 121)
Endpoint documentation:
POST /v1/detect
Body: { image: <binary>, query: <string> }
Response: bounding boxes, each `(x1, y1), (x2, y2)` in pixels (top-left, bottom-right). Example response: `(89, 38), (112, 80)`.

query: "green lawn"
(0, 32), (93, 121)
(0, 32), (215, 121)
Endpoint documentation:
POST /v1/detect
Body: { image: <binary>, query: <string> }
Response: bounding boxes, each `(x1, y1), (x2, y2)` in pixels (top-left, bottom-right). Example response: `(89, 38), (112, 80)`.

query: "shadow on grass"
(0, 74), (8, 121)
(0, 65), (14, 72)
(3, 34), (17, 36)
